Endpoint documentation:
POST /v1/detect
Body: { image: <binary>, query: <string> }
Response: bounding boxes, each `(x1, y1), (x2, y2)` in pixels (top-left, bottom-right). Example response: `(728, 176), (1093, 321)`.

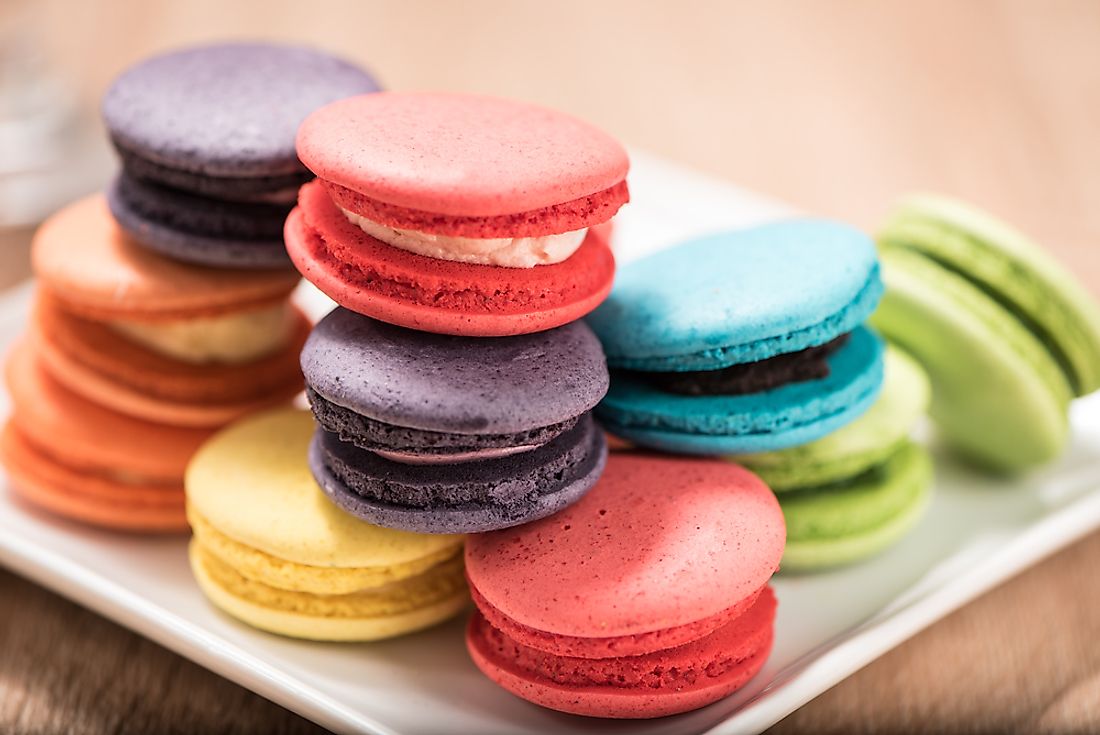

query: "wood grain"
(3, 0), (1100, 732)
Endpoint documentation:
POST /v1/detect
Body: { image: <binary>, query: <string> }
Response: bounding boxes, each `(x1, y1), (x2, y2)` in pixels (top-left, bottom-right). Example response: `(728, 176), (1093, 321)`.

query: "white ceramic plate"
(2, 151), (1100, 735)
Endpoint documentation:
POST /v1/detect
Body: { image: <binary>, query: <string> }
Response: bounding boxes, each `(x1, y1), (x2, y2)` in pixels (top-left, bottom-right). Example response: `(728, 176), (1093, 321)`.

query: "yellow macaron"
(185, 407), (468, 641)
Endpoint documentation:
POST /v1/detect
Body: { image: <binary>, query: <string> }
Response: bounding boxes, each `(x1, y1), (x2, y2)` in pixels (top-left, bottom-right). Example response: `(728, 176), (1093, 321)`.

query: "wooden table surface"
(4, 1), (1100, 732)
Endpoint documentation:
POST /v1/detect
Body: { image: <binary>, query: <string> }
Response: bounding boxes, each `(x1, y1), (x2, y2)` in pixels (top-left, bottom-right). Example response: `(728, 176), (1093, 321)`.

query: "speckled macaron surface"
(587, 221), (885, 454)
(286, 92), (626, 335)
(186, 408), (468, 641)
(465, 453), (784, 718)
(2, 338), (213, 532)
(736, 348), (935, 571)
(301, 308), (610, 532)
(101, 42), (379, 267)
(873, 194), (1100, 472)
(296, 91), (629, 222)
(103, 42), (380, 181)
(301, 307), (609, 437)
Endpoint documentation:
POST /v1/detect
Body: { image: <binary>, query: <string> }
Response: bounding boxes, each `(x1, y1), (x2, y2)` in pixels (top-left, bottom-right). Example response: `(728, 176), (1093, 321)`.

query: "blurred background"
(4, 1), (1100, 732)
(4, 0), (1099, 291)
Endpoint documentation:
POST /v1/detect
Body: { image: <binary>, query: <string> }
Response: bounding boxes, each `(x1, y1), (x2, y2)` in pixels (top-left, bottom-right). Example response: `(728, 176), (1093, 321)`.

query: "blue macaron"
(586, 220), (885, 454)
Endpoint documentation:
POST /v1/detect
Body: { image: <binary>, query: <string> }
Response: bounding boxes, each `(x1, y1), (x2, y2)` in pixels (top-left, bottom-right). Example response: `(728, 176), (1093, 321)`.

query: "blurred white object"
(0, 2), (110, 227)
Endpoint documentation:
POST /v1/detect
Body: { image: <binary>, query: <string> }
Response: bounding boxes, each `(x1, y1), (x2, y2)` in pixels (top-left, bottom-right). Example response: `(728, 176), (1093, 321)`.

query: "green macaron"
(737, 347), (934, 572)
(871, 194), (1098, 473)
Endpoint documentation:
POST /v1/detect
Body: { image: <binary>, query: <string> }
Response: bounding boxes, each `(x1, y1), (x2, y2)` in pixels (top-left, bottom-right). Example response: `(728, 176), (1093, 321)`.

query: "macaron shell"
(779, 442), (934, 571)
(102, 42), (381, 177)
(310, 419), (608, 534)
(296, 91), (628, 217)
(880, 194), (1100, 396)
(736, 346), (930, 490)
(5, 338), (212, 482)
(32, 195), (299, 320)
(598, 326), (885, 455)
(189, 542), (468, 641)
(33, 297), (308, 428)
(1, 422), (187, 532)
(466, 586), (775, 719)
(871, 245), (1070, 471)
(285, 184), (615, 336)
(465, 453), (785, 638)
(586, 221), (883, 371)
(301, 307), (608, 435)
(185, 408), (463, 569)
(108, 178), (291, 269)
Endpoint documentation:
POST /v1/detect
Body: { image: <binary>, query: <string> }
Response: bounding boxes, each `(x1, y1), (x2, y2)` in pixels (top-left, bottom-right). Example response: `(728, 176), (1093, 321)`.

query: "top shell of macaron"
(31, 195), (300, 320)
(102, 42), (380, 178)
(465, 452), (785, 638)
(186, 408), (463, 569)
(295, 91), (630, 217)
(586, 220), (883, 372)
(301, 308), (610, 434)
(879, 193), (1100, 397)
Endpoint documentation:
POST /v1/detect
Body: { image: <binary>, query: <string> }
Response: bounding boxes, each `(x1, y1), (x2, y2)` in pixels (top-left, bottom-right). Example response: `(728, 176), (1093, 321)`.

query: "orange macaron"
(31, 195), (307, 427)
(1, 338), (214, 532)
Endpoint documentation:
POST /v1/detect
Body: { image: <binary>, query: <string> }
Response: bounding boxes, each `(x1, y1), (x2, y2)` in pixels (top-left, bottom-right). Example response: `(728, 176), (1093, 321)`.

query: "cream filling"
(110, 303), (292, 365)
(372, 444), (541, 465)
(340, 207), (587, 268)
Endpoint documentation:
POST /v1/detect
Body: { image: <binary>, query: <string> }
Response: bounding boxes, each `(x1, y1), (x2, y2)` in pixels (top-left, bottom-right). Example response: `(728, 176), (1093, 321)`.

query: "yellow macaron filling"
(189, 509), (463, 595)
(109, 303), (293, 365)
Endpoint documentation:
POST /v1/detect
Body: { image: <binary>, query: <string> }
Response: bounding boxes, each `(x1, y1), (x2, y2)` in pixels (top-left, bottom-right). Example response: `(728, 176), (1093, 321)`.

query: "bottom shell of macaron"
(465, 587), (776, 718)
(188, 541), (468, 641)
(777, 441), (934, 572)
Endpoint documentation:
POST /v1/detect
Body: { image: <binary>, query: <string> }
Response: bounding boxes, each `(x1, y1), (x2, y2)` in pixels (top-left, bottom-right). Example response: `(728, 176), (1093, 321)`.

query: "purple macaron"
(302, 308), (610, 533)
(102, 42), (380, 268)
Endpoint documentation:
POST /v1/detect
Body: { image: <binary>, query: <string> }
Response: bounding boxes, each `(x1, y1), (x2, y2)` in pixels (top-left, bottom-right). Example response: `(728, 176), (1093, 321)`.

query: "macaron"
(737, 347), (934, 570)
(102, 42), (380, 267)
(186, 408), (467, 641)
(465, 453), (785, 718)
(31, 195), (308, 427)
(872, 194), (1100, 472)
(302, 307), (609, 533)
(2, 338), (211, 532)
(587, 221), (886, 454)
(287, 91), (628, 335)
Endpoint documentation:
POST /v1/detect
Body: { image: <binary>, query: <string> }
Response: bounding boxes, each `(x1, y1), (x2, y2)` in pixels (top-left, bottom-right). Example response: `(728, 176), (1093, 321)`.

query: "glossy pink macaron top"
(465, 453), (785, 638)
(296, 91), (630, 217)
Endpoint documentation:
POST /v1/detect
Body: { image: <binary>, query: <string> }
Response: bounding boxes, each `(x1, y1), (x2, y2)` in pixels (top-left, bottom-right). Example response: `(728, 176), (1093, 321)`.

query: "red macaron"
(287, 92), (629, 336)
(465, 453), (785, 718)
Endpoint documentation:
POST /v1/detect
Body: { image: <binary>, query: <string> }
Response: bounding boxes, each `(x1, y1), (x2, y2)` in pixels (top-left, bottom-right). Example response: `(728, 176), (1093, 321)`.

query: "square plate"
(2, 151), (1100, 734)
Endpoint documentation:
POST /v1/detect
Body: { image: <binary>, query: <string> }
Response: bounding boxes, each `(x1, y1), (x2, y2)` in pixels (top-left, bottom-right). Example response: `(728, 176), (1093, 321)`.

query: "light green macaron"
(872, 194), (1100, 473)
(737, 347), (934, 572)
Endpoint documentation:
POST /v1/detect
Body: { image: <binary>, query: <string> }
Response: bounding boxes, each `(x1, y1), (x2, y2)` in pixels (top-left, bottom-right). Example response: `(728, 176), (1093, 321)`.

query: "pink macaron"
(465, 453), (785, 719)
(287, 92), (629, 336)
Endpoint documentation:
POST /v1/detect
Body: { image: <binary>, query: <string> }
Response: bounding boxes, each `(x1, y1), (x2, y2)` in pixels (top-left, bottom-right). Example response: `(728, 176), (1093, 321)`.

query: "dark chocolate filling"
(306, 387), (579, 457)
(636, 334), (850, 396)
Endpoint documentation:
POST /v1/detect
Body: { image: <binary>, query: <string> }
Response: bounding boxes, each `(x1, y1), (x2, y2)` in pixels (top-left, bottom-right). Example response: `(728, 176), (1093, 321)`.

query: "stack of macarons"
(102, 43), (380, 269)
(466, 453), (785, 718)
(1, 43), (379, 532)
(587, 222), (934, 570)
(187, 408), (468, 640)
(287, 92), (631, 535)
(872, 194), (1100, 473)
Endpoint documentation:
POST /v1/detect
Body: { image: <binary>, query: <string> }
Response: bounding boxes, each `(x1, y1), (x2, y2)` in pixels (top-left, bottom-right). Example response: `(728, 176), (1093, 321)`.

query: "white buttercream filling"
(340, 207), (587, 268)
(109, 304), (292, 365)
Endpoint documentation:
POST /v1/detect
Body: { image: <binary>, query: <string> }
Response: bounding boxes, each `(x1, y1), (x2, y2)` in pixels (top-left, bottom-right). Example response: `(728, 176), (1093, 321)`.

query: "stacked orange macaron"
(0, 196), (307, 532)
